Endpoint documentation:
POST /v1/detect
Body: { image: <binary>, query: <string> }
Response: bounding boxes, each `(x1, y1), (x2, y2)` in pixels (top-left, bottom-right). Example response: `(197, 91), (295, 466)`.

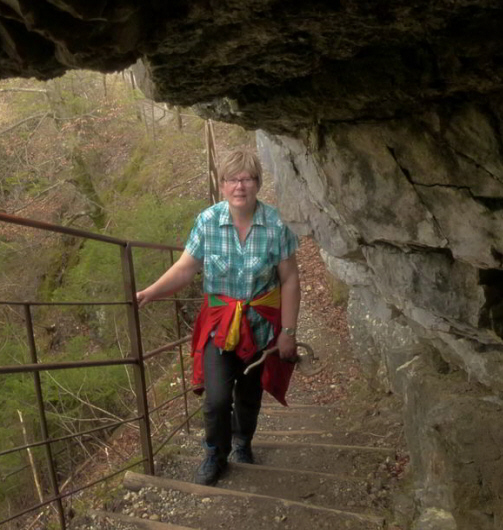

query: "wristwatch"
(281, 326), (297, 337)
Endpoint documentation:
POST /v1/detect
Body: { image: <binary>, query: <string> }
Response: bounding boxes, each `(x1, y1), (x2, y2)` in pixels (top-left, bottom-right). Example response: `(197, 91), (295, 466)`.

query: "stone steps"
(96, 400), (398, 529)
(155, 455), (384, 513)
(123, 472), (385, 530)
(169, 432), (394, 478)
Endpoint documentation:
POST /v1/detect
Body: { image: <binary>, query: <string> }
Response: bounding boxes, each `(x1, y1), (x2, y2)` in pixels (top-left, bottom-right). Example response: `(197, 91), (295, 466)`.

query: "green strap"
(208, 294), (228, 307)
(208, 294), (251, 307)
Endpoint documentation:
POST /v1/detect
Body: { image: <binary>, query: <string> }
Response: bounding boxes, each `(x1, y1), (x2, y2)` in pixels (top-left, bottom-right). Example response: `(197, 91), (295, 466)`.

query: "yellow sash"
(224, 287), (281, 351)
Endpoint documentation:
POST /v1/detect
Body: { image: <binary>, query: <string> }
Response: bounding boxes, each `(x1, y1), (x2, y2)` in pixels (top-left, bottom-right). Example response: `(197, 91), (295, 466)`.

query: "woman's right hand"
(135, 250), (202, 309)
(136, 289), (152, 308)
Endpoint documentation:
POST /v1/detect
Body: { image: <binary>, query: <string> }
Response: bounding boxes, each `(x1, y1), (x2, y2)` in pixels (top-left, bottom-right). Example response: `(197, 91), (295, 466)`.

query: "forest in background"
(0, 69), (255, 525)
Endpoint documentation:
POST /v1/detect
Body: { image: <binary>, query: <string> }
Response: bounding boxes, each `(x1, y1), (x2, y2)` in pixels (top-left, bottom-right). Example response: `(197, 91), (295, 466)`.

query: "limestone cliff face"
(3, 1), (503, 528)
(258, 111), (503, 529)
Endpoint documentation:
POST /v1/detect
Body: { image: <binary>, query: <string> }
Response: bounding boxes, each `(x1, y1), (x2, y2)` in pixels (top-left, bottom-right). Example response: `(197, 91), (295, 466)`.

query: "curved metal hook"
(243, 342), (322, 376)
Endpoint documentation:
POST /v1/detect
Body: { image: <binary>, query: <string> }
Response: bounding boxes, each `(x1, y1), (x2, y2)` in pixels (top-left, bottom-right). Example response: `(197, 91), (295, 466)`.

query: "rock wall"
(258, 104), (503, 528)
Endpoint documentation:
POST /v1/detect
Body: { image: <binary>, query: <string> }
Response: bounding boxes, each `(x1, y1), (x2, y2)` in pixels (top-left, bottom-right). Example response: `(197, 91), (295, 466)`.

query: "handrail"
(0, 357), (137, 374)
(129, 240), (184, 252)
(153, 405), (202, 458)
(0, 212), (198, 530)
(149, 384), (203, 415)
(0, 298), (202, 306)
(143, 335), (191, 361)
(0, 333), (194, 373)
(0, 415), (142, 458)
(0, 212), (184, 252)
(0, 212), (128, 246)
(0, 300), (130, 306)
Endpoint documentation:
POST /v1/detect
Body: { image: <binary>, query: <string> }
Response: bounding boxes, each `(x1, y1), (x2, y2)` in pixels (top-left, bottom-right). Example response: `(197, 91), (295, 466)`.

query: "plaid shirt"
(185, 200), (298, 350)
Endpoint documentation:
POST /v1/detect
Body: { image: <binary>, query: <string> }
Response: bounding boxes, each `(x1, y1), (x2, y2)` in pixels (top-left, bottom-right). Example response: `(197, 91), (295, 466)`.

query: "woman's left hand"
(277, 332), (298, 361)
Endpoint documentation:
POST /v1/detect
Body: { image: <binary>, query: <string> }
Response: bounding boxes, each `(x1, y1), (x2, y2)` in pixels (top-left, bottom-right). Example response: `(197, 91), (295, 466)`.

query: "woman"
(136, 150), (300, 486)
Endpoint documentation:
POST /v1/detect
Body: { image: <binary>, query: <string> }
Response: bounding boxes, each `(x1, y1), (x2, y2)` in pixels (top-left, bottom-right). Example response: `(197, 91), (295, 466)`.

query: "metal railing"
(206, 119), (220, 205)
(0, 212), (202, 529)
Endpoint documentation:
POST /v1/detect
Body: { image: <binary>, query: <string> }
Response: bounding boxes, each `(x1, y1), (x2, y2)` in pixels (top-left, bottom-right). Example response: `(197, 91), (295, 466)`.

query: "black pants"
(203, 339), (263, 459)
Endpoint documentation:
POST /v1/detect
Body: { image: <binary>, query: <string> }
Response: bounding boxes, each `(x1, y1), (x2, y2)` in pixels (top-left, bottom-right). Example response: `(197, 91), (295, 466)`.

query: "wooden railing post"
(120, 244), (155, 475)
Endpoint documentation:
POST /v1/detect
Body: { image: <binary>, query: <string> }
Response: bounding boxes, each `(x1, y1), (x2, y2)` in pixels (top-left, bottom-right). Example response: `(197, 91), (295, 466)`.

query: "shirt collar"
(219, 201), (233, 226)
(219, 200), (266, 227)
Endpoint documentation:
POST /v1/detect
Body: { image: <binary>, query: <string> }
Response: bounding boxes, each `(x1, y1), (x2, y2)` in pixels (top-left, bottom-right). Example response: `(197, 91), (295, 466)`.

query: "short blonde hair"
(218, 150), (263, 189)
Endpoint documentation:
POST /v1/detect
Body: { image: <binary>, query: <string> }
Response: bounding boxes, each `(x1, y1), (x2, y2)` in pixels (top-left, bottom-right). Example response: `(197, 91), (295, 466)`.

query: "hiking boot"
(229, 441), (254, 464)
(194, 445), (227, 486)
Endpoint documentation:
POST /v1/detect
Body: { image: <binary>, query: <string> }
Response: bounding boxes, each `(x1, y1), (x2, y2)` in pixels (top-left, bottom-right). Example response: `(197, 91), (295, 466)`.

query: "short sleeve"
(279, 224), (299, 261)
(185, 214), (205, 261)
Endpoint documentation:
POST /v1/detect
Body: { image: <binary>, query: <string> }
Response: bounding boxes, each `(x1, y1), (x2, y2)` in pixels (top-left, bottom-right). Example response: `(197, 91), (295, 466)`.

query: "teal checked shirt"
(185, 200), (298, 350)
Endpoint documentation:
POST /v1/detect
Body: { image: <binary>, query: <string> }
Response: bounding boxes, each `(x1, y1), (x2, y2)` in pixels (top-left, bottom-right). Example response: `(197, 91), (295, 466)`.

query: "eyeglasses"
(225, 177), (257, 187)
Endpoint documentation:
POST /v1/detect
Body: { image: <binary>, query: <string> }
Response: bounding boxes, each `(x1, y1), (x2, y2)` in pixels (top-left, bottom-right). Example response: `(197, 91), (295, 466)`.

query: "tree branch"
(0, 88), (48, 94)
(11, 181), (67, 214)
(162, 174), (203, 196)
(0, 113), (48, 136)
(44, 370), (131, 425)
(24, 112), (50, 167)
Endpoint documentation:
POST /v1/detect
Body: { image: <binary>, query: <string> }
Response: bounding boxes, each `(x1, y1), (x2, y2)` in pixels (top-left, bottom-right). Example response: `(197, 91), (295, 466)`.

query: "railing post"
(120, 244), (155, 475)
(206, 119), (219, 205)
(24, 304), (66, 529)
(170, 250), (190, 435)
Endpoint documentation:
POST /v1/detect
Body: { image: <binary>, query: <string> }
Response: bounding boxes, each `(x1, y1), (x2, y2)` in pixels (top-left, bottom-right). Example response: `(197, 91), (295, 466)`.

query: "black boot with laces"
(229, 440), (254, 464)
(194, 444), (227, 485)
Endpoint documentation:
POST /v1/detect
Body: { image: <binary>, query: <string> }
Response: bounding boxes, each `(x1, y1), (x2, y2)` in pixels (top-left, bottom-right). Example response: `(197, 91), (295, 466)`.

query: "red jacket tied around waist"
(191, 288), (294, 406)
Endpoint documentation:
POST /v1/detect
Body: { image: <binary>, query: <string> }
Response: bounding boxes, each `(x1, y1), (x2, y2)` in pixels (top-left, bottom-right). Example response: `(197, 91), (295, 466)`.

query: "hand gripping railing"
(0, 212), (201, 529)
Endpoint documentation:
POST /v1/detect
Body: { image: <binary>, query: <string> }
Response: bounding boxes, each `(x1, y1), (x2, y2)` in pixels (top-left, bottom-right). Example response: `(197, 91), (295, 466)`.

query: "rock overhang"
(2, 1), (503, 133)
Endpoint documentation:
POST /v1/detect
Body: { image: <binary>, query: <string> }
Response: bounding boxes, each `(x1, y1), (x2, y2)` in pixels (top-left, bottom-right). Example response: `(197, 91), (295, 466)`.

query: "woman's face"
(221, 171), (259, 213)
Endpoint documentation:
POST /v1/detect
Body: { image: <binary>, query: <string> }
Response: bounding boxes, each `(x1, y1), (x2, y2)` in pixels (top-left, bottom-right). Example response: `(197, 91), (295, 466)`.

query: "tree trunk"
(70, 152), (107, 229)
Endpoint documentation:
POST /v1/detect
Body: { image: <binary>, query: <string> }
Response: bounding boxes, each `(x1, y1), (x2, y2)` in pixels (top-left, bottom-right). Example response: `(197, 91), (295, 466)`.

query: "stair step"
(257, 429), (329, 435)
(251, 440), (394, 477)
(259, 406), (350, 433)
(87, 509), (196, 529)
(124, 472), (384, 530)
(255, 429), (396, 447)
(261, 406), (334, 414)
(255, 429), (343, 443)
(258, 408), (398, 448)
(253, 440), (395, 454)
(217, 461), (386, 514)
(179, 455), (366, 481)
(170, 434), (396, 480)
(263, 403), (332, 410)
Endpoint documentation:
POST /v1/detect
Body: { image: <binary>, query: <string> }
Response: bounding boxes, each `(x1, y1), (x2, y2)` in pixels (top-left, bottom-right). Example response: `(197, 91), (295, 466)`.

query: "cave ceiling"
(1, 1), (503, 133)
